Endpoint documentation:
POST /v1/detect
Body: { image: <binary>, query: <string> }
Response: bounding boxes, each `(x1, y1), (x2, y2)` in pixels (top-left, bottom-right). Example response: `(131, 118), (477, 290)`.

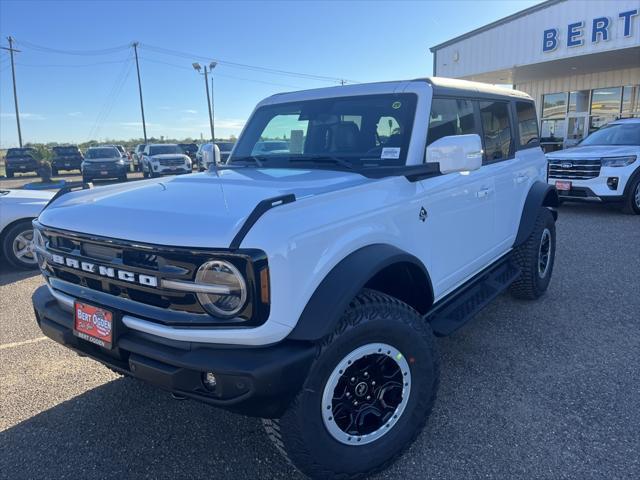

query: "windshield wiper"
(288, 155), (354, 169)
(229, 155), (266, 167)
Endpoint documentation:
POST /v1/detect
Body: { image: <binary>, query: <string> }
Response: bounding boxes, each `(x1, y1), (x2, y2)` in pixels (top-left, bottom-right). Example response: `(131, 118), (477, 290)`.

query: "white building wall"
(435, 0), (639, 79)
(517, 66), (640, 118)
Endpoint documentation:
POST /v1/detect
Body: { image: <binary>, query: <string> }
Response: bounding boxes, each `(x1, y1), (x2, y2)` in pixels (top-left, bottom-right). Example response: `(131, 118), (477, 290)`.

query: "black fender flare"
(513, 181), (559, 248)
(287, 244), (433, 342)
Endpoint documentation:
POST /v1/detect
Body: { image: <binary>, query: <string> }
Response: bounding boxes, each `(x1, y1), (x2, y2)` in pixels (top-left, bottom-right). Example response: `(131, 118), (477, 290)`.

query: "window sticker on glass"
(392, 101), (402, 109)
(381, 147), (401, 159)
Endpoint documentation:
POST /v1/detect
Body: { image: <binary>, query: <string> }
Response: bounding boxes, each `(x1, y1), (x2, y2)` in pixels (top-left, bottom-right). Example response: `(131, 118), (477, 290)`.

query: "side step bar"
(426, 259), (520, 336)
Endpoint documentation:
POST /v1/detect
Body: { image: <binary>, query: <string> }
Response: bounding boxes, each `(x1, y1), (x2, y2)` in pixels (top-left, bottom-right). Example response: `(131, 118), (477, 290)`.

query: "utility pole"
(2, 36), (23, 147)
(132, 42), (147, 144)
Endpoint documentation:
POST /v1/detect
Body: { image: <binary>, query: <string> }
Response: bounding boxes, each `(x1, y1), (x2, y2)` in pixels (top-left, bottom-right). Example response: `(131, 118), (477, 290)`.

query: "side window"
(479, 101), (512, 162)
(515, 101), (540, 147)
(427, 98), (476, 146)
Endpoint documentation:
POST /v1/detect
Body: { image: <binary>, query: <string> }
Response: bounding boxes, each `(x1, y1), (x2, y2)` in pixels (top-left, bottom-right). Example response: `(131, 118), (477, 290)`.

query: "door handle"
(476, 187), (493, 198)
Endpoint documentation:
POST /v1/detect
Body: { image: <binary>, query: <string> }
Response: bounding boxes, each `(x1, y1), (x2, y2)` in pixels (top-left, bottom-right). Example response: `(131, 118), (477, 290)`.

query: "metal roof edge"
(429, 0), (566, 52)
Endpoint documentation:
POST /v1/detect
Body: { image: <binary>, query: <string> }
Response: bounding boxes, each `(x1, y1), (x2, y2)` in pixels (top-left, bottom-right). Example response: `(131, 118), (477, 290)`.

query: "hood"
(38, 168), (372, 248)
(150, 153), (188, 160)
(2, 188), (54, 202)
(84, 157), (121, 163)
(547, 145), (637, 159)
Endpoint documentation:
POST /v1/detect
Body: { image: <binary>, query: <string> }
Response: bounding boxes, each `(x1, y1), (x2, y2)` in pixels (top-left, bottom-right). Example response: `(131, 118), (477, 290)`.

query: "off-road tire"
(2, 220), (38, 270)
(510, 208), (556, 300)
(621, 175), (640, 215)
(263, 289), (439, 479)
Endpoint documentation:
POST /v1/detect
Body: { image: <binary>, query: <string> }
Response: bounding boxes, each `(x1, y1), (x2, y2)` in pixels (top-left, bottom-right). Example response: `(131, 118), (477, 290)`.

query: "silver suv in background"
(141, 144), (192, 178)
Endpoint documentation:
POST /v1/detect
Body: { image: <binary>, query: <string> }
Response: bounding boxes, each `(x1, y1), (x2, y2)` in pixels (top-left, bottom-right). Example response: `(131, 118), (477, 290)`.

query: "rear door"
(420, 97), (496, 296)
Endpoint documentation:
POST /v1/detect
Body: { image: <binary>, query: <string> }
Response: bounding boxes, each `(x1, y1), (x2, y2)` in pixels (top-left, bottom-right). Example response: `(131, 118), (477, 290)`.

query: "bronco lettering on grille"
(50, 254), (158, 287)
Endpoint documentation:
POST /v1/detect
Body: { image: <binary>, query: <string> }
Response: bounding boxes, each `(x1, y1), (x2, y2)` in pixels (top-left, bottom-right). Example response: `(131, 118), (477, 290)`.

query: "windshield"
(149, 145), (181, 155)
(6, 148), (35, 157)
(85, 147), (120, 159)
(230, 93), (418, 169)
(580, 123), (640, 146)
(179, 143), (198, 153)
(53, 146), (80, 155)
(216, 142), (235, 152)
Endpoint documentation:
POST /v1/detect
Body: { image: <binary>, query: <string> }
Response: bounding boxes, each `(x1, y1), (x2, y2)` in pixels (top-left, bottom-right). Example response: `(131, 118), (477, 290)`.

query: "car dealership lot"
(0, 204), (638, 480)
(0, 171), (146, 190)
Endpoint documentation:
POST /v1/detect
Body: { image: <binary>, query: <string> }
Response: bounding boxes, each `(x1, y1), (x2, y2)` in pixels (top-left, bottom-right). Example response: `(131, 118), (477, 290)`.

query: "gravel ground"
(0, 202), (638, 480)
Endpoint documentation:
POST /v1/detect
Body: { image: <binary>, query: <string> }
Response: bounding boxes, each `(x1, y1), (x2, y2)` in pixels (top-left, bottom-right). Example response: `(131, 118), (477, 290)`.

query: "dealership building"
(430, 0), (639, 149)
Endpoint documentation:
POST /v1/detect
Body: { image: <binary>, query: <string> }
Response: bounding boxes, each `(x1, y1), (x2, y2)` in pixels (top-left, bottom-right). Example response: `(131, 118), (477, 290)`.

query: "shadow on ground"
(0, 376), (300, 479)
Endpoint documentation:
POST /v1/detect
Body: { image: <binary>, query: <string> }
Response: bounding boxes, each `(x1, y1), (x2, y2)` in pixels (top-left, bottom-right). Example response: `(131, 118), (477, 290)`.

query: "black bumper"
(33, 285), (315, 417)
(557, 186), (624, 203)
(52, 158), (83, 170)
(6, 161), (38, 173)
(83, 164), (128, 179)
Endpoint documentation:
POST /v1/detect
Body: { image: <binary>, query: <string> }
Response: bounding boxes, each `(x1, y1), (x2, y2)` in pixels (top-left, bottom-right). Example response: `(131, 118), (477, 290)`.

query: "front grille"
(159, 158), (184, 166)
(548, 159), (601, 180)
(34, 225), (269, 327)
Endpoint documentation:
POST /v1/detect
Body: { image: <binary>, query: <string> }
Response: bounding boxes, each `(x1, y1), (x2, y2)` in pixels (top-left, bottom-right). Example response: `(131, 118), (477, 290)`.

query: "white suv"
(141, 143), (192, 177)
(32, 78), (558, 479)
(547, 118), (640, 214)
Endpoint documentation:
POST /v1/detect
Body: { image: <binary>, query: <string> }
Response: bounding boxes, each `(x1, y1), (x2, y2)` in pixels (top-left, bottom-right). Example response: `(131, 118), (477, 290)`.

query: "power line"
(15, 58), (131, 68)
(14, 39), (130, 56)
(139, 43), (359, 84)
(1, 36), (23, 147)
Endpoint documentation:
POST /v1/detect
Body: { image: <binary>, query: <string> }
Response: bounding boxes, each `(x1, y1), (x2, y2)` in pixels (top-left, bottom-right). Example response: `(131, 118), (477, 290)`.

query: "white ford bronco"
(32, 77), (558, 479)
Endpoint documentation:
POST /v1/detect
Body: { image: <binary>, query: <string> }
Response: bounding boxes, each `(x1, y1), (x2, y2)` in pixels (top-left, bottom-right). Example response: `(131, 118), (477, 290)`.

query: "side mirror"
(426, 134), (483, 174)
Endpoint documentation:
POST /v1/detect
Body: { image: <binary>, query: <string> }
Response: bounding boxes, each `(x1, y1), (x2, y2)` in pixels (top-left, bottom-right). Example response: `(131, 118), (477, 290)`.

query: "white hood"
(37, 168), (371, 248)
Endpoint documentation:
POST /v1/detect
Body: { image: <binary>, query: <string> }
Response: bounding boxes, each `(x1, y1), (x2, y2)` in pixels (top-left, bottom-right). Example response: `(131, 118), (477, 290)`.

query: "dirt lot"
(1, 203), (639, 479)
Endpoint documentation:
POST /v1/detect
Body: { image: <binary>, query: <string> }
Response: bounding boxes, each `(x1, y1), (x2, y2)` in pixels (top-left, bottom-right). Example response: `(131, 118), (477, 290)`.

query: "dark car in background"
(132, 144), (146, 171)
(4, 147), (38, 178)
(179, 143), (198, 164)
(216, 141), (235, 163)
(82, 146), (128, 183)
(51, 145), (84, 174)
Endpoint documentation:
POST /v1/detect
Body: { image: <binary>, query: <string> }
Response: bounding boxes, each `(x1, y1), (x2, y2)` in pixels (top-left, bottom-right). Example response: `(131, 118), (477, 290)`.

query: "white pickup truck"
(32, 77), (558, 479)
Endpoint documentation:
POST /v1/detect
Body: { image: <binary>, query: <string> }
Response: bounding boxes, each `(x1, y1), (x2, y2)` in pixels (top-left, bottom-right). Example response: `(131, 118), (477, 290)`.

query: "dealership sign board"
(543, 9), (638, 52)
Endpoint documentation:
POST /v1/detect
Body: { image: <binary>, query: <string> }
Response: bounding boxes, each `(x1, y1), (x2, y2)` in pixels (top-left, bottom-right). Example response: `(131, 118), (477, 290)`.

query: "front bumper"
(152, 164), (191, 175)
(33, 285), (314, 417)
(547, 163), (637, 202)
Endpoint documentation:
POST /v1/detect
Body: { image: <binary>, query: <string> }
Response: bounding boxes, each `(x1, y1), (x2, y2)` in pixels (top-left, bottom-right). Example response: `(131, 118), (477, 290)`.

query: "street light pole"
(2, 36), (23, 147)
(193, 61), (218, 176)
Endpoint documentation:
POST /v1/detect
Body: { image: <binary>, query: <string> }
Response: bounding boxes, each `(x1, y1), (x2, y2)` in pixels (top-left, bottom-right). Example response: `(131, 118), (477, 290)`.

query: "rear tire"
(264, 289), (439, 479)
(6, 169), (14, 178)
(510, 208), (556, 300)
(621, 175), (640, 215)
(51, 167), (59, 176)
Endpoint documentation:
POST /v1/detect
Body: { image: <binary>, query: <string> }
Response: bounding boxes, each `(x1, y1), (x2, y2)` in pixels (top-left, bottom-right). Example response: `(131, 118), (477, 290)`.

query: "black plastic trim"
(43, 181), (93, 210)
(514, 181), (559, 248)
(287, 244), (433, 342)
(229, 194), (296, 249)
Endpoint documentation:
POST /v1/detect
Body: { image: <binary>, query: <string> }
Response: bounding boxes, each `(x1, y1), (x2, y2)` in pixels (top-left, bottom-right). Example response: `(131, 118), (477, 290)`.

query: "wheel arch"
(287, 244), (434, 342)
(0, 216), (36, 244)
(513, 181), (559, 248)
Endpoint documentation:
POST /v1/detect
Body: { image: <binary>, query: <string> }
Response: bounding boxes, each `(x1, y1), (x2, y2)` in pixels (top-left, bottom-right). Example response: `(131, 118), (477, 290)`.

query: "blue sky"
(0, 0), (541, 147)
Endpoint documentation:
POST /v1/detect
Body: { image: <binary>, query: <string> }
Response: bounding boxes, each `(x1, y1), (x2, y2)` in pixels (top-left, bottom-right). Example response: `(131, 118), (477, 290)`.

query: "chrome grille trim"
(548, 158), (601, 180)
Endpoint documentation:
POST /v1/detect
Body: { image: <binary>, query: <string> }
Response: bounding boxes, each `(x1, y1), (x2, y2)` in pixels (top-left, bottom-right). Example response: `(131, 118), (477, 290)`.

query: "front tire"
(2, 220), (38, 270)
(622, 175), (640, 215)
(264, 290), (439, 479)
(510, 208), (556, 300)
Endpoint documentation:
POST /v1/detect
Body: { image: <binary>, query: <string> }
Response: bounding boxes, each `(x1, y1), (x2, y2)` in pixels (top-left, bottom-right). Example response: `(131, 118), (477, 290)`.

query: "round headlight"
(195, 260), (247, 317)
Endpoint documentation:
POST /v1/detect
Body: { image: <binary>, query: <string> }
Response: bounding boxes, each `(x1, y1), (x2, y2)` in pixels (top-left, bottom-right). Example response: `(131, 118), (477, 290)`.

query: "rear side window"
(515, 101), (540, 147)
(479, 101), (512, 162)
(427, 98), (476, 146)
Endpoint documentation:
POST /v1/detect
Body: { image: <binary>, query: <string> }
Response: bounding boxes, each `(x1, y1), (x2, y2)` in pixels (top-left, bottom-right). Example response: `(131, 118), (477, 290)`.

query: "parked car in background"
(133, 144), (146, 171)
(252, 140), (290, 155)
(0, 188), (53, 269)
(105, 144), (132, 169)
(547, 118), (640, 214)
(51, 145), (84, 175)
(195, 143), (205, 164)
(4, 147), (38, 178)
(179, 143), (199, 164)
(82, 146), (128, 183)
(141, 144), (192, 178)
(198, 142), (220, 171)
(215, 141), (235, 163)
